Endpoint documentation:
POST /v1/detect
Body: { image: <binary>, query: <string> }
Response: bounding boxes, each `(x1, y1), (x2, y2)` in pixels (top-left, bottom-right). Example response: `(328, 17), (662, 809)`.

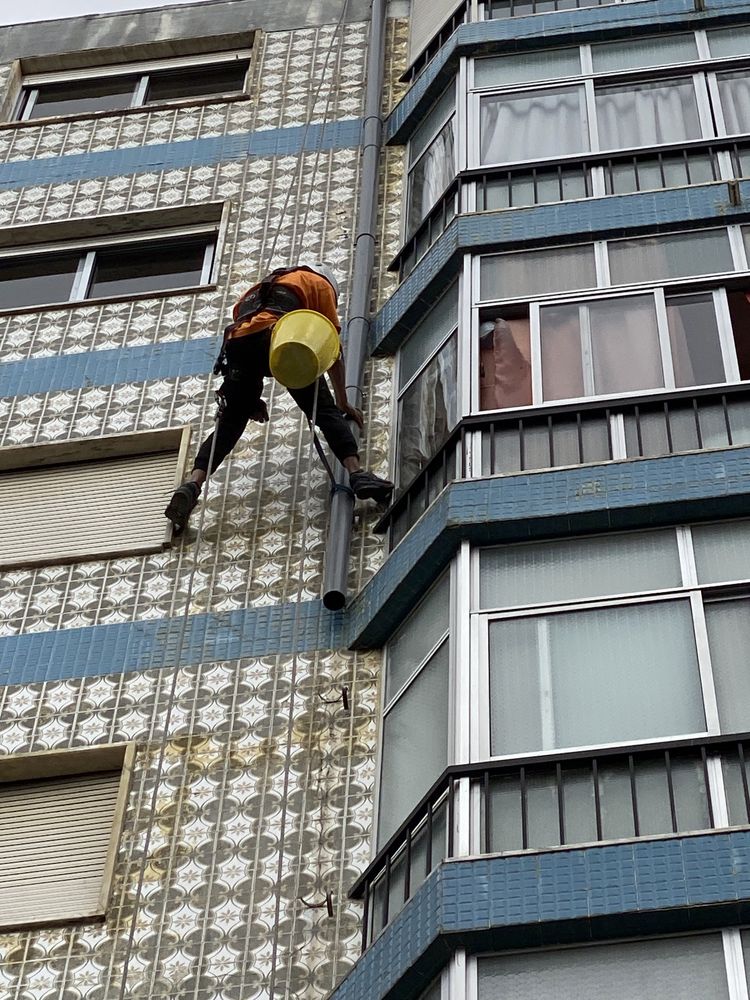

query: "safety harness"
(213, 266), (304, 376)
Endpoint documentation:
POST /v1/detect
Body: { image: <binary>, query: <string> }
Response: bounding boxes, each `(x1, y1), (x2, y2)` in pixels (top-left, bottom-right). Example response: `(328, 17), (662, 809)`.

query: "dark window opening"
(25, 76), (138, 119)
(145, 60), (249, 104)
(0, 253), (80, 310)
(728, 289), (750, 379)
(87, 238), (210, 298)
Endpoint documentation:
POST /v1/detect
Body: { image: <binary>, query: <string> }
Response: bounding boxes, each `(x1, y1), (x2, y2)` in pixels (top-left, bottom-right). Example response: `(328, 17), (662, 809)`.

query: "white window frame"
(17, 48), (252, 121)
(0, 221), (220, 311)
(471, 523), (750, 764)
(404, 81), (459, 243)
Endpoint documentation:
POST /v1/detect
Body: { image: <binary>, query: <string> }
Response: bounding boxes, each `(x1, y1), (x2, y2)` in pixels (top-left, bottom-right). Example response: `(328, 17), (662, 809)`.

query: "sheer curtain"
(595, 78), (701, 150)
(489, 601), (705, 755)
(480, 86), (588, 164)
(407, 118), (455, 237)
(397, 335), (457, 486)
(717, 71), (750, 134)
(588, 295), (663, 394)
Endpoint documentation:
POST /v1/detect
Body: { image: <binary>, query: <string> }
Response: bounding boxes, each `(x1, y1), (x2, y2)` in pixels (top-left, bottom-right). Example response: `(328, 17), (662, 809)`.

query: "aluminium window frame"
(16, 48), (253, 121)
(0, 221), (220, 312)
(470, 522), (750, 765)
(404, 80), (459, 243)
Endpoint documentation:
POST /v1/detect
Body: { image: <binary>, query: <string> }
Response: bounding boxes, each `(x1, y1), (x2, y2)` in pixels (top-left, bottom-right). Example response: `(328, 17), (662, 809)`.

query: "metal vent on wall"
(0, 770), (122, 929)
(0, 427), (190, 569)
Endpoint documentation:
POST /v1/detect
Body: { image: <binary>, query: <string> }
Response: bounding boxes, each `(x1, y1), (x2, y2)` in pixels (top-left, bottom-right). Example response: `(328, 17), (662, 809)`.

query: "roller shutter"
(0, 449), (179, 569)
(0, 771), (121, 928)
(409, 0), (464, 65)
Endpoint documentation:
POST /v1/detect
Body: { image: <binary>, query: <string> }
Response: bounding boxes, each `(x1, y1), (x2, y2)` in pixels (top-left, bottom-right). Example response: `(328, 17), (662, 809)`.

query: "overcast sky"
(0, 0), (205, 27)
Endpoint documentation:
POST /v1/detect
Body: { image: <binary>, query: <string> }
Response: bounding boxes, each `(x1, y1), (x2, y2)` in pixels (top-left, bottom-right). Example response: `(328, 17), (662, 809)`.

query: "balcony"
(378, 383), (750, 550)
(351, 732), (750, 949)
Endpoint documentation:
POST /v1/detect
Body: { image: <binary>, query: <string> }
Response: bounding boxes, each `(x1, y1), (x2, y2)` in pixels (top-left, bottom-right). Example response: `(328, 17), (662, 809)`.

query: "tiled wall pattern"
(0, 14), (409, 1000)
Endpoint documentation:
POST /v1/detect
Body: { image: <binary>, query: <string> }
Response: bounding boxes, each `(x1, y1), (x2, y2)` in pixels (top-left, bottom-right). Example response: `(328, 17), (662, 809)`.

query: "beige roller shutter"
(0, 428), (189, 569)
(0, 771), (121, 928)
(409, 0), (465, 66)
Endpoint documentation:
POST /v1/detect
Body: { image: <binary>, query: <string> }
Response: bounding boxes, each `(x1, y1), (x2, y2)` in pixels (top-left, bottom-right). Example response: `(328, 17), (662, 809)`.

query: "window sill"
(0, 91), (253, 131)
(0, 282), (218, 318)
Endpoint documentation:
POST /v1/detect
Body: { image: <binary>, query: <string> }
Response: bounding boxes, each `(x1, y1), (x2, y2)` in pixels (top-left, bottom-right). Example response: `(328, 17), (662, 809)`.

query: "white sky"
(0, 0), (205, 27)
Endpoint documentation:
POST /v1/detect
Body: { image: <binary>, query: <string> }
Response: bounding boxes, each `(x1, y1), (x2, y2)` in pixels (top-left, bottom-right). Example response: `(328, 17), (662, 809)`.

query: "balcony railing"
(395, 140), (750, 282)
(379, 383), (750, 549)
(352, 733), (750, 949)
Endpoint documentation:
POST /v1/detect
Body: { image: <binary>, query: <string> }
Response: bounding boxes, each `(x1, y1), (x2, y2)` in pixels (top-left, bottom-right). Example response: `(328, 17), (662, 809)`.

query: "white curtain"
(407, 118), (455, 237)
(489, 600), (706, 755)
(717, 71), (750, 134)
(480, 86), (587, 165)
(595, 78), (701, 150)
(398, 335), (457, 487)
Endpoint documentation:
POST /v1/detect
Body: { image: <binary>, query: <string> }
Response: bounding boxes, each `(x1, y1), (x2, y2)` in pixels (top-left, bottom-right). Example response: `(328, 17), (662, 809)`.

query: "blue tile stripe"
(0, 338), (221, 398)
(330, 831), (750, 1000)
(0, 118), (364, 191)
(373, 179), (750, 354)
(348, 447), (750, 647)
(386, 0), (742, 143)
(0, 599), (346, 687)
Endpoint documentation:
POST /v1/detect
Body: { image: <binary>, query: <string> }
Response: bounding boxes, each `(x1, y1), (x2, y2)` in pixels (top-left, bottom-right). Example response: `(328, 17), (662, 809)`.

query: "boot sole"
(164, 494), (196, 534)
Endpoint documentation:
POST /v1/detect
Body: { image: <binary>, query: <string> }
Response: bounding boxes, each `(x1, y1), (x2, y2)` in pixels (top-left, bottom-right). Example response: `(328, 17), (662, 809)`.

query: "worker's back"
(229, 268), (340, 341)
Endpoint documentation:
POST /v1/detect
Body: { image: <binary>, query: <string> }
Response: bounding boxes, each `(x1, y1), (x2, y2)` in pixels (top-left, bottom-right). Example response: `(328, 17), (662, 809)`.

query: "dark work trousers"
(194, 329), (359, 475)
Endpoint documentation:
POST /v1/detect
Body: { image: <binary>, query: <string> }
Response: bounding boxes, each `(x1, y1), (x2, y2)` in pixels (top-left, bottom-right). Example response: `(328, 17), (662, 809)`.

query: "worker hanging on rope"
(164, 263), (394, 534)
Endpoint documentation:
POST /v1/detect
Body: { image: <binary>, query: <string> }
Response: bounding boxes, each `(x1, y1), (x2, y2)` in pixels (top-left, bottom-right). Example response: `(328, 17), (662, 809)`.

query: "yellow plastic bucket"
(269, 309), (340, 389)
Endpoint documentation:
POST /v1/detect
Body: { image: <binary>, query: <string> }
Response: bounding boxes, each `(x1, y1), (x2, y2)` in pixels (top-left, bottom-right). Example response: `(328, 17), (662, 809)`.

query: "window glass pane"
(407, 117), (455, 238)
(477, 935), (729, 1000)
(480, 244), (596, 301)
(145, 61), (249, 104)
(692, 520), (750, 583)
(716, 70), (750, 134)
(479, 312), (532, 409)
(608, 230), (734, 285)
(385, 573), (450, 702)
(744, 227), (750, 267)
(540, 294), (663, 401)
(0, 253), (79, 309)
(88, 238), (209, 298)
(480, 86), (588, 165)
(595, 78), (701, 150)
(400, 283), (458, 390)
(704, 598), (750, 732)
(379, 640), (450, 844)
(26, 76), (137, 119)
(410, 85), (455, 164)
(591, 33), (698, 73)
(666, 292), (725, 387)
(489, 600), (705, 755)
(398, 334), (457, 486)
(474, 48), (580, 88)
(479, 530), (681, 609)
(708, 24), (750, 58)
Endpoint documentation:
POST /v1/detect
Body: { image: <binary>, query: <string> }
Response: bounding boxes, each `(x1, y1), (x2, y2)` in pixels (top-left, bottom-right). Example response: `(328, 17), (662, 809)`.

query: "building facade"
(2, 0), (750, 999)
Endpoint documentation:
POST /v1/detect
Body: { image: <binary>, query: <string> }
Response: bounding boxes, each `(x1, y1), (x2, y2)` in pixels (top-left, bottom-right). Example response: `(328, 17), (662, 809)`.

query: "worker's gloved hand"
(339, 402), (364, 430)
(249, 400), (269, 423)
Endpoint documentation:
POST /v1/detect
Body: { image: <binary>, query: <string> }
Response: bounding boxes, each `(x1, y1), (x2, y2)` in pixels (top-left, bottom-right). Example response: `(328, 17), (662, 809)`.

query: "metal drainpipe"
(323, 0), (388, 611)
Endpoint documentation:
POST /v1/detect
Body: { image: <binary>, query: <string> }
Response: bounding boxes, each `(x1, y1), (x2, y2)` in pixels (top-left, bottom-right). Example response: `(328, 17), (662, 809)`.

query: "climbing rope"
(115, 0), (354, 996)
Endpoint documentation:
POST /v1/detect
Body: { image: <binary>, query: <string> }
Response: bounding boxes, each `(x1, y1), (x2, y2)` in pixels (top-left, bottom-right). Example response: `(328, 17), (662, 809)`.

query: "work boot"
(349, 470), (394, 503)
(164, 482), (200, 534)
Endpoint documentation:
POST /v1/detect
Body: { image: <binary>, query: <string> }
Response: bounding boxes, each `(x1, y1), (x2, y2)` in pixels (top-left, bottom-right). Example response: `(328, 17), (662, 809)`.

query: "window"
(379, 573), (451, 844)
(396, 283), (459, 486)
(0, 744), (132, 930)
(715, 69), (750, 136)
(595, 77), (702, 149)
(406, 86), (456, 239)
(0, 227), (216, 311)
(0, 427), (190, 569)
(478, 935), (732, 1000)
(478, 521), (750, 759)
(477, 228), (749, 410)
(17, 52), (251, 120)
(479, 85), (589, 165)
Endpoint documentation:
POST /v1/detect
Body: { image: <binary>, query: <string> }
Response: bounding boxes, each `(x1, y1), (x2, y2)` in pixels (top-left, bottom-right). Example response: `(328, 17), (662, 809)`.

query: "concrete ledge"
(329, 830), (750, 1000)
(372, 179), (750, 355)
(348, 447), (750, 647)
